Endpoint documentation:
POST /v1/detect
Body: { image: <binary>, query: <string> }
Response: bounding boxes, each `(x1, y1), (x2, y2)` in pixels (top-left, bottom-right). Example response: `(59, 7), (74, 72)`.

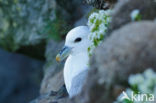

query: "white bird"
(56, 26), (91, 97)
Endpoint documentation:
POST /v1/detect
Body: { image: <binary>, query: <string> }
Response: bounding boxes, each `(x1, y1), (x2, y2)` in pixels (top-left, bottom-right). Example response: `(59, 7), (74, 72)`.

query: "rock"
(0, 48), (44, 103)
(74, 6), (92, 27)
(40, 40), (64, 94)
(85, 0), (117, 9)
(41, 70), (64, 94)
(16, 41), (46, 60)
(29, 40), (67, 103)
(60, 21), (156, 103)
(92, 21), (156, 86)
(30, 85), (68, 103)
(109, 0), (156, 32)
(0, 0), (56, 51)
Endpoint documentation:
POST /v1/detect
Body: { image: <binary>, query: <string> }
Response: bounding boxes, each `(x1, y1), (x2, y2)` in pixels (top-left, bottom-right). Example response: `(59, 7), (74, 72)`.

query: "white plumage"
(56, 26), (91, 97)
(64, 50), (89, 97)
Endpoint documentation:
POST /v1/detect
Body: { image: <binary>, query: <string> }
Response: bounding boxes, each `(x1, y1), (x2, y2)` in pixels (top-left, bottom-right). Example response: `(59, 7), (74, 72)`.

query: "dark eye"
(74, 37), (82, 43)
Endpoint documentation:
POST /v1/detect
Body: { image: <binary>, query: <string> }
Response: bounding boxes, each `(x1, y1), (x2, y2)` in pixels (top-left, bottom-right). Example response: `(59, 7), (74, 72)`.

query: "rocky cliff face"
(31, 0), (156, 103)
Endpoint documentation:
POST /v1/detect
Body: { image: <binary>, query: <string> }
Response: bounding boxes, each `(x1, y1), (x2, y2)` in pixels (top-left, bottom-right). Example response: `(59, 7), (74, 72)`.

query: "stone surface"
(30, 86), (68, 103)
(40, 40), (64, 94)
(109, 0), (156, 32)
(85, 0), (117, 9)
(0, 48), (44, 103)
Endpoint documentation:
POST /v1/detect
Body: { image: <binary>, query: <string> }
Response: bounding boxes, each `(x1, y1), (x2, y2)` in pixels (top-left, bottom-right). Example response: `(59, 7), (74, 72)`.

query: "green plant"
(87, 10), (112, 55)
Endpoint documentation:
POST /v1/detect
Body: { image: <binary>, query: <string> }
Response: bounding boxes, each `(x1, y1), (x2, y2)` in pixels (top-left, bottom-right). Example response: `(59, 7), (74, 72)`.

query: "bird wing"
(69, 69), (88, 97)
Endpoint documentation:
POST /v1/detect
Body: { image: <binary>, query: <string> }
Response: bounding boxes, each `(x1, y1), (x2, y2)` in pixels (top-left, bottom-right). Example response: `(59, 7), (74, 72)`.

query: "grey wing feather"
(69, 69), (88, 97)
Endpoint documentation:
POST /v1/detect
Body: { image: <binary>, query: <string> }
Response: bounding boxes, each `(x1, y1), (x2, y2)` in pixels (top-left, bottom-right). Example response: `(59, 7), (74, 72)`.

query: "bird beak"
(56, 46), (72, 62)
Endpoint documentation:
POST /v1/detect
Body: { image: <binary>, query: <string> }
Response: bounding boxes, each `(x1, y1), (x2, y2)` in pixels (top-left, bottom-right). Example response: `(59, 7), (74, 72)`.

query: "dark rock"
(30, 85), (68, 103)
(109, 0), (156, 32)
(84, 0), (117, 9)
(74, 6), (93, 27)
(16, 41), (46, 60)
(0, 48), (44, 103)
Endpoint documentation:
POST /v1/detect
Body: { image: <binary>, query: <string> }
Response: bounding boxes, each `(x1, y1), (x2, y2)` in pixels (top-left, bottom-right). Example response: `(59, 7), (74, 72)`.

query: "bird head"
(56, 26), (91, 62)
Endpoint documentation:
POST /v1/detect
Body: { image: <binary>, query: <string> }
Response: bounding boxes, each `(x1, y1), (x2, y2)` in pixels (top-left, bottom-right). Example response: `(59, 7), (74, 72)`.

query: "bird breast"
(63, 52), (89, 94)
